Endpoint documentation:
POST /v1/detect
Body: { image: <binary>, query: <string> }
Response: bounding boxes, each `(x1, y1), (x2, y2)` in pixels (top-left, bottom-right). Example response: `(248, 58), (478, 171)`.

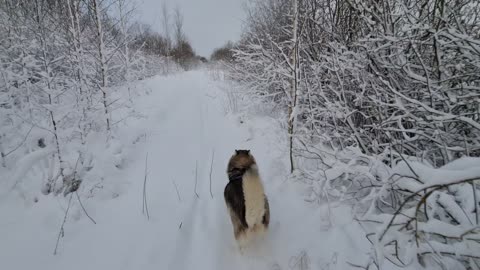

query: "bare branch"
(54, 193), (73, 255)
(142, 153), (150, 220)
(209, 149), (215, 199)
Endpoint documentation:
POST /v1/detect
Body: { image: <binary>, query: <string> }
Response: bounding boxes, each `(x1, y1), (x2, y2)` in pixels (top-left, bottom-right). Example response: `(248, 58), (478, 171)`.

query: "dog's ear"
(246, 150), (250, 154)
(235, 149), (239, 155)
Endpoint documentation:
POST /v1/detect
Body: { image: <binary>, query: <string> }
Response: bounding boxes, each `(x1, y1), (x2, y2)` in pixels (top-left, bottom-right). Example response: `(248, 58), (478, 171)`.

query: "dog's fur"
(224, 150), (270, 250)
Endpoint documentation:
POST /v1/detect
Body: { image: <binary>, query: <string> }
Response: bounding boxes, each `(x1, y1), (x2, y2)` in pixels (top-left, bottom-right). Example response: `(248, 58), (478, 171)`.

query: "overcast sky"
(136, 0), (247, 57)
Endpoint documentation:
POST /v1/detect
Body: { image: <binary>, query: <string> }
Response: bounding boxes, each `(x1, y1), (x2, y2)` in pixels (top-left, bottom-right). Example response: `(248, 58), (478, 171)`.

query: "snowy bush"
(358, 157), (480, 269)
(228, 0), (480, 268)
(0, 0), (171, 199)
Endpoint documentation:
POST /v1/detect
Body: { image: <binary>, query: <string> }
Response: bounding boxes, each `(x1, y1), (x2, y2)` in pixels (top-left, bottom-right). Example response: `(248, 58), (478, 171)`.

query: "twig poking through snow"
(75, 191), (96, 224)
(209, 149), (215, 199)
(54, 193), (73, 255)
(194, 160), (200, 198)
(172, 179), (181, 202)
(474, 181), (479, 225)
(3, 125), (34, 158)
(142, 153), (150, 220)
(393, 145), (420, 181)
(289, 250), (310, 270)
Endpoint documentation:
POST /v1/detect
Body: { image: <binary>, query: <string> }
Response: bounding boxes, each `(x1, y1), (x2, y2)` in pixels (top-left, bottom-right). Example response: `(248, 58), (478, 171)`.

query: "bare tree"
(173, 5), (185, 46)
(65, 0), (91, 144)
(118, 0), (132, 82)
(161, 1), (172, 70)
(32, 0), (66, 186)
(287, 0), (299, 173)
(89, 0), (111, 134)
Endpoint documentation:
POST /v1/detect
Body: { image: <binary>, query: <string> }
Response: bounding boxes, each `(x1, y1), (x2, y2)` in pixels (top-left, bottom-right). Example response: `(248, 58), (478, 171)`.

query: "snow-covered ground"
(1, 70), (372, 270)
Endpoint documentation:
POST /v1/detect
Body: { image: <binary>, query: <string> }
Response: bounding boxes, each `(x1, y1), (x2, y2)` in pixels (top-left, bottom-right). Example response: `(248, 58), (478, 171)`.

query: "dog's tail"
(242, 164), (266, 228)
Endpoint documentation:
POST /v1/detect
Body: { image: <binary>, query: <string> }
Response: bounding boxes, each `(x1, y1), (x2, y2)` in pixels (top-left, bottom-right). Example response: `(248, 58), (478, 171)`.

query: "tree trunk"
(118, 0), (131, 82)
(91, 0), (110, 133)
(288, 0), (299, 174)
(66, 0), (90, 144)
(34, 0), (65, 180)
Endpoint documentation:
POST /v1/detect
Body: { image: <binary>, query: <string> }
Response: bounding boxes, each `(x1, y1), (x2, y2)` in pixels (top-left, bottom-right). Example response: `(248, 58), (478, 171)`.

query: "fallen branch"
(75, 191), (96, 224)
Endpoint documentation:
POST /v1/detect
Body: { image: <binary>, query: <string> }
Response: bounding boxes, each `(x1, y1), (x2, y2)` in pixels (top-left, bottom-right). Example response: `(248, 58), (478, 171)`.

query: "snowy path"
(0, 70), (369, 270)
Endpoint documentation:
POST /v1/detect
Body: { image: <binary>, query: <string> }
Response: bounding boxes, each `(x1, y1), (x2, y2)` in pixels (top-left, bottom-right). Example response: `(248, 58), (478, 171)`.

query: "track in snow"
(0, 70), (369, 270)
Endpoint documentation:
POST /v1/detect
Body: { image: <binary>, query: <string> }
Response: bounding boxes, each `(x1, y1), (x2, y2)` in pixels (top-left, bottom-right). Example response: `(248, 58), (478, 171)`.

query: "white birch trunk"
(118, 0), (131, 82)
(34, 0), (65, 180)
(288, 0), (299, 173)
(91, 0), (110, 133)
(66, 0), (90, 143)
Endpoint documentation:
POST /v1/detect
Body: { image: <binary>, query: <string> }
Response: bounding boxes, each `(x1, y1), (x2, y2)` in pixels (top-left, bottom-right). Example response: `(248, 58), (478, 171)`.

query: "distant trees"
(171, 40), (197, 70)
(169, 5), (198, 70)
(210, 42), (234, 62)
(173, 5), (186, 47)
(155, 2), (199, 70)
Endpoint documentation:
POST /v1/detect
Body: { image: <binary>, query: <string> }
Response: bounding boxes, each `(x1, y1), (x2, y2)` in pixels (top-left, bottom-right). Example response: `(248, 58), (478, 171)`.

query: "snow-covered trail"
(0, 70), (369, 270)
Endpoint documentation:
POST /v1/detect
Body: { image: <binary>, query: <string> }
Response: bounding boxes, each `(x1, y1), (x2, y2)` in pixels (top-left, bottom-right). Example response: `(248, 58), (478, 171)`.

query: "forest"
(1, 0), (480, 269)
(219, 0), (480, 268)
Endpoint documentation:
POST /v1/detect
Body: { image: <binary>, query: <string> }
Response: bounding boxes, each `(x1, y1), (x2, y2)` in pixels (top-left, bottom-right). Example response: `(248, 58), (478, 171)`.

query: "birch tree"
(173, 5), (185, 46)
(89, 0), (111, 134)
(232, 0), (301, 173)
(287, 0), (299, 173)
(161, 1), (172, 72)
(32, 0), (68, 190)
(65, 0), (91, 144)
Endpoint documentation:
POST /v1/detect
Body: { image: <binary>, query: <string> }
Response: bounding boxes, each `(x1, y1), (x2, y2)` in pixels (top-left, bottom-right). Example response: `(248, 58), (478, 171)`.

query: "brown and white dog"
(224, 150), (270, 250)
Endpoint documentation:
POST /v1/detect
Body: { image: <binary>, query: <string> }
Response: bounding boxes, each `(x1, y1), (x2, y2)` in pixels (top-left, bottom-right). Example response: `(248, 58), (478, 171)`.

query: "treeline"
(135, 3), (205, 70)
(223, 0), (480, 268)
(0, 0), (199, 197)
(210, 41), (234, 62)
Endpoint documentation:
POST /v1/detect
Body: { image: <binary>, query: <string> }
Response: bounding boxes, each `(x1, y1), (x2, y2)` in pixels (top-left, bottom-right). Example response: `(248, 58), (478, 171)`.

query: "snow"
(2, 146), (55, 196)
(0, 70), (371, 270)
(393, 157), (480, 192)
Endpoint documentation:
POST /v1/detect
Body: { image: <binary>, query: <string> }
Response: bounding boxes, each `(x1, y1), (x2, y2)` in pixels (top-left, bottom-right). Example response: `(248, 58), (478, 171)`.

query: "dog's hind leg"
(226, 204), (249, 252)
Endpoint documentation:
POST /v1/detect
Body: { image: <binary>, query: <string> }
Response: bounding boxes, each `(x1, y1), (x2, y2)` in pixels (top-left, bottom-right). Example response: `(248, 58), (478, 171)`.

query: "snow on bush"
(361, 157), (480, 269)
(227, 0), (480, 268)
(294, 143), (480, 269)
(0, 0), (173, 201)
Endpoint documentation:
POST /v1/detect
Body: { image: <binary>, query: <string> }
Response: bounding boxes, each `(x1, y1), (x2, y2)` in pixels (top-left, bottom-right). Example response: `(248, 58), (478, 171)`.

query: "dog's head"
(235, 149), (250, 156)
(228, 149), (256, 172)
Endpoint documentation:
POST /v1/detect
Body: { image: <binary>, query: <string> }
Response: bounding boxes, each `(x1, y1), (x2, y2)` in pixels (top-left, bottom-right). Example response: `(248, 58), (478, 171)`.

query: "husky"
(224, 149), (270, 250)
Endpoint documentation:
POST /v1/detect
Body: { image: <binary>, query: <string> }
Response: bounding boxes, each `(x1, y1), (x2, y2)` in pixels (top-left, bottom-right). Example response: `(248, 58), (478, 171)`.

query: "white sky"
(136, 0), (246, 57)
